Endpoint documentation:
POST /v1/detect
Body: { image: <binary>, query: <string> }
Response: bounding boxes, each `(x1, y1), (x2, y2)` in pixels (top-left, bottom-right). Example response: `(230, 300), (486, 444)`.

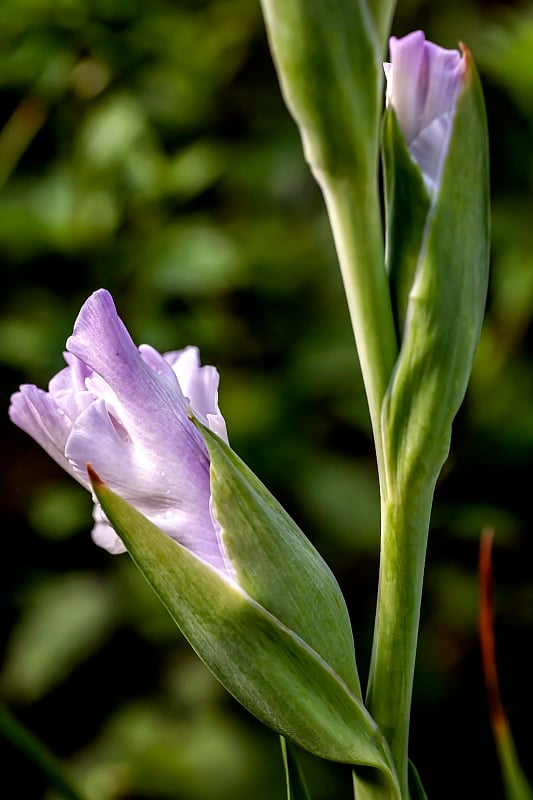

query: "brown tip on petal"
(86, 463), (104, 487)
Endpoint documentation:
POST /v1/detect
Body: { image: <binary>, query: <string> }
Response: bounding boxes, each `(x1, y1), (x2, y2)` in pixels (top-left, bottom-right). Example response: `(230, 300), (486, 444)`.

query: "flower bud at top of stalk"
(381, 29), (489, 497)
(384, 30), (466, 196)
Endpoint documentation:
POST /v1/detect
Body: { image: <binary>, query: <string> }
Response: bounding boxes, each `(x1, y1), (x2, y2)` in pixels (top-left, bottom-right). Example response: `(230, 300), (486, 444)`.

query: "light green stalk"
(315, 167), (397, 483)
(364, 482), (434, 795)
(258, 0), (398, 497)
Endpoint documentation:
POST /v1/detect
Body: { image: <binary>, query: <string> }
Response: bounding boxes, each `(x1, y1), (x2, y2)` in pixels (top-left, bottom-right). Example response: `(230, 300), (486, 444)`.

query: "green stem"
(314, 167), (398, 480)
(280, 737), (311, 800)
(0, 701), (87, 800)
(364, 485), (434, 797)
(318, 161), (406, 800)
(367, 0), (397, 49)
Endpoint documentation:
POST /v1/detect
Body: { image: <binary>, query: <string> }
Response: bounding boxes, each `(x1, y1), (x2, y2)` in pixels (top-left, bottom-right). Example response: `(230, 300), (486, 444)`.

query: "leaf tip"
(86, 463), (104, 488)
(458, 41), (474, 85)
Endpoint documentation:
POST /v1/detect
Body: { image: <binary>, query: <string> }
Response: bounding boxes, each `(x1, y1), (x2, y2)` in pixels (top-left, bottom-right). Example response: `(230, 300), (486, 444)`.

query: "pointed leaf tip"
(86, 463), (104, 487)
(459, 42), (473, 79)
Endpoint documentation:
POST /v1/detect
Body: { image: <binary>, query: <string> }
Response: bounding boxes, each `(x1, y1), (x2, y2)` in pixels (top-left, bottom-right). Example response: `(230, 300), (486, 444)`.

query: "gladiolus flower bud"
(384, 30), (466, 195)
(381, 31), (490, 497)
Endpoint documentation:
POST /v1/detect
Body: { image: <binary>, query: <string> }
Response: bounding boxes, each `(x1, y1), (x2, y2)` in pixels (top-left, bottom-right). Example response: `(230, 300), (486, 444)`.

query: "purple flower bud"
(384, 30), (467, 194)
(9, 289), (232, 575)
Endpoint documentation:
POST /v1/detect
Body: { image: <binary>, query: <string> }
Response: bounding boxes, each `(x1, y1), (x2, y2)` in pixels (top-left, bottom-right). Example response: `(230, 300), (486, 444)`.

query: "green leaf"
(193, 417), (360, 699)
(352, 766), (394, 800)
(259, 0), (399, 480)
(407, 760), (428, 800)
(280, 737), (310, 800)
(354, 759), (428, 800)
(258, 0), (384, 176)
(88, 470), (398, 787)
(381, 107), (430, 336)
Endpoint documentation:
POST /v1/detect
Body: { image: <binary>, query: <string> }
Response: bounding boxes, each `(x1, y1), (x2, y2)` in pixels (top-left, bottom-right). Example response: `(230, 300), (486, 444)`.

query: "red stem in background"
(479, 527), (507, 735)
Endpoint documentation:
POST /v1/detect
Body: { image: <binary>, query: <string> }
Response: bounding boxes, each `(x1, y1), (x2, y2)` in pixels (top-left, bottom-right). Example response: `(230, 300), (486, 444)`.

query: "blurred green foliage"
(0, 1), (532, 798)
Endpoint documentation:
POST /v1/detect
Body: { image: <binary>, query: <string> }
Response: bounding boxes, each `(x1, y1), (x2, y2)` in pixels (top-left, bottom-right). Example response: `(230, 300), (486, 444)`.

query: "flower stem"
(0, 701), (87, 800)
(314, 166), (398, 479)
(364, 484), (434, 797)
(316, 160), (414, 800)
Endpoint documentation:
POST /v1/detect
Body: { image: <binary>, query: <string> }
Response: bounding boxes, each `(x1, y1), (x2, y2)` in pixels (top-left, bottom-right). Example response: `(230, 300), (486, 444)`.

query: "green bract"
(87, 430), (400, 791)
(195, 419), (360, 698)
(382, 107), (430, 337)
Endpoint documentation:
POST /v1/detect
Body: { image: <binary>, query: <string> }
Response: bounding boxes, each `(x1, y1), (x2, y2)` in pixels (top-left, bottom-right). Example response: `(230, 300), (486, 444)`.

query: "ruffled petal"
(165, 347), (229, 443)
(66, 290), (209, 474)
(9, 385), (77, 477)
(65, 397), (224, 563)
(409, 111), (455, 196)
(386, 30), (427, 144)
(65, 398), (208, 501)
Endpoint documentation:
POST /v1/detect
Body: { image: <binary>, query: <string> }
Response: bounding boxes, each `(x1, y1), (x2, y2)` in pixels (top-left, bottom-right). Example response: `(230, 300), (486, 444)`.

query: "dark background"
(1, 1), (532, 798)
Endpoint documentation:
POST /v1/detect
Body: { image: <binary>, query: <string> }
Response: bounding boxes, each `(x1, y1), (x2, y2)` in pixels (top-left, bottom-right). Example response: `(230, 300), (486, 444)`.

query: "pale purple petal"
(49, 356), (91, 394)
(164, 346), (229, 443)
(65, 291), (211, 496)
(91, 504), (127, 554)
(9, 288), (232, 575)
(9, 384), (78, 477)
(66, 291), (196, 447)
(206, 413), (228, 443)
(386, 30), (428, 144)
(385, 30), (465, 194)
(64, 397), (225, 568)
(138, 344), (183, 393)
